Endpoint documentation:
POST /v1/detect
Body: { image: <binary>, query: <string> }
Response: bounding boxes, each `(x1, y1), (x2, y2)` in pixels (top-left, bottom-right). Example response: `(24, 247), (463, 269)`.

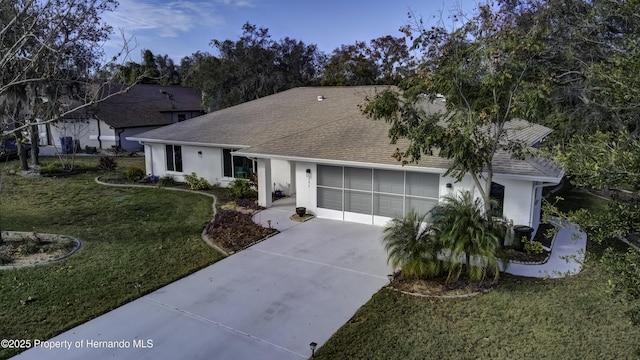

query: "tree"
(369, 35), (413, 85)
(498, 0), (640, 142)
(320, 36), (412, 86)
(196, 22), (323, 110)
(362, 4), (545, 218)
(0, 0), (138, 242)
(321, 41), (379, 86)
(114, 49), (181, 85)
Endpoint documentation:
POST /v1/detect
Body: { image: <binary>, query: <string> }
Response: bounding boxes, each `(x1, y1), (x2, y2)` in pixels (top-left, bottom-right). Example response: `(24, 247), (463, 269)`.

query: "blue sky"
(101, 0), (480, 63)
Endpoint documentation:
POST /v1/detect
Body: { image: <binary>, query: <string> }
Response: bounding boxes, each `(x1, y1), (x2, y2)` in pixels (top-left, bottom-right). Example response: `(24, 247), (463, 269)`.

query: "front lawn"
(0, 157), (223, 359)
(316, 261), (639, 359)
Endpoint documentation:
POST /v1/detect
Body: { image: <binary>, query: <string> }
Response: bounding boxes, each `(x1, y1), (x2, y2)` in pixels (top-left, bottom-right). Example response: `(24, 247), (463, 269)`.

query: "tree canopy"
(362, 2), (547, 217)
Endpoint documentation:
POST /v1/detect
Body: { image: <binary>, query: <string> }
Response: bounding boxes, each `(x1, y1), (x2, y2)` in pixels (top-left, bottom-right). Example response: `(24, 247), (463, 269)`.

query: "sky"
(101, 0), (480, 64)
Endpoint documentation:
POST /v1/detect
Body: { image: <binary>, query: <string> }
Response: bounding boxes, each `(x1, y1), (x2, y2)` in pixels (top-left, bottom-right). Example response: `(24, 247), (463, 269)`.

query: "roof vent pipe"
(317, 95), (324, 101)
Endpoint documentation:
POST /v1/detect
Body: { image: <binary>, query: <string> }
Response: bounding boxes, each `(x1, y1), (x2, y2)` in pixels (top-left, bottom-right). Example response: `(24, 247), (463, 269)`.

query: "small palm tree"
(431, 190), (507, 283)
(382, 211), (442, 279)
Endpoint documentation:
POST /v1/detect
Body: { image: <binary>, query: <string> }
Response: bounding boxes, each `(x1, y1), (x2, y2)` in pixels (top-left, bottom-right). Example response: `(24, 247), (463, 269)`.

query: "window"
(166, 145), (182, 172)
(318, 165), (343, 188)
(490, 182), (505, 217)
(177, 114), (186, 122)
(222, 148), (255, 179)
(317, 166), (440, 218)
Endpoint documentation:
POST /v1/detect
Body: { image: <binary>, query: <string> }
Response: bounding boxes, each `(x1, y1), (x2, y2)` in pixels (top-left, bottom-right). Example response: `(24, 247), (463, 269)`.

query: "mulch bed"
(390, 277), (496, 298)
(504, 223), (555, 264)
(205, 210), (277, 253)
(0, 232), (77, 267)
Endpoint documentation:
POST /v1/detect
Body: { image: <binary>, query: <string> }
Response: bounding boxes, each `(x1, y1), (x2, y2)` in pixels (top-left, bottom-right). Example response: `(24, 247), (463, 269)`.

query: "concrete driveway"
(14, 215), (390, 360)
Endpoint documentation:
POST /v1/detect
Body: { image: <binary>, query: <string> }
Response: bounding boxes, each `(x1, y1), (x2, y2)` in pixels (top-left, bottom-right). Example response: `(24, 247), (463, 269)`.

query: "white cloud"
(216, 0), (256, 7)
(103, 0), (225, 38)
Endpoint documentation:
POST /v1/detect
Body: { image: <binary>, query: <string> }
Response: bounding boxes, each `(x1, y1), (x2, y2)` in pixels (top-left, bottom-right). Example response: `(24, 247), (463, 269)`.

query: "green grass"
(0, 156), (223, 359)
(550, 183), (610, 214)
(316, 259), (639, 359)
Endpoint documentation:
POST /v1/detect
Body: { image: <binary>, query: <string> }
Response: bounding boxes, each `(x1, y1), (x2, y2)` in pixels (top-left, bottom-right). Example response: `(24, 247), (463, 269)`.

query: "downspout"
(116, 128), (125, 149)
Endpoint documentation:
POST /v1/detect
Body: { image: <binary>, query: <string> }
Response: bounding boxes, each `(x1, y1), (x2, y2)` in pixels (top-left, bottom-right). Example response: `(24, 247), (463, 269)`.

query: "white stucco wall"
(440, 174), (536, 227)
(271, 159), (293, 195)
(499, 178), (534, 226)
(440, 174), (477, 200)
(295, 161), (317, 215)
(179, 146), (225, 184)
(144, 143), (223, 183)
(50, 119), (117, 150)
(143, 144), (274, 187)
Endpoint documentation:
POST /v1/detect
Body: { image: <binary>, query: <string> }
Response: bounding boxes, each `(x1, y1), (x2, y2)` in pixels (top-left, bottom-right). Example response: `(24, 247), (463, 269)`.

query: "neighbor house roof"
(129, 86), (563, 181)
(66, 84), (202, 128)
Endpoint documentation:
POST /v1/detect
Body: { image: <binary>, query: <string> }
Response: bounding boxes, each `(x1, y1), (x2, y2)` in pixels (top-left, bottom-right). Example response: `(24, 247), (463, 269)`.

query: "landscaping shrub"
(98, 156), (117, 171)
(157, 175), (176, 187)
(125, 167), (145, 182)
(431, 191), (507, 283)
(523, 238), (544, 255)
(384, 191), (507, 283)
(382, 211), (442, 279)
(183, 172), (211, 190)
(39, 162), (62, 175)
(228, 179), (256, 199)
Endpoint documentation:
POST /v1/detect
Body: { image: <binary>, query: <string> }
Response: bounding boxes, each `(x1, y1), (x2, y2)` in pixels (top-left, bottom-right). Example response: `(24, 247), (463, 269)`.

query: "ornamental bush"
(523, 238), (544, 255)
(125, 167), (145, 182)
(183, 172), (211, 190)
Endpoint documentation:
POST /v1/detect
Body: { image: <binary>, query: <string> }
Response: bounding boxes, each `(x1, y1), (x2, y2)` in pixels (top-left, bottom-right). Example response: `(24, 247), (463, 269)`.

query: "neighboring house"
(127, 86), (563, 233)
(44, 84), (203, 151)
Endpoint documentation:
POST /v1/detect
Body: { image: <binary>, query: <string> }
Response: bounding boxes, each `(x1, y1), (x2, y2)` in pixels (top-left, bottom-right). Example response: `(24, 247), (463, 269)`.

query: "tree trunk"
(30, 124), (40, 166)
(16, 133), (29, 171)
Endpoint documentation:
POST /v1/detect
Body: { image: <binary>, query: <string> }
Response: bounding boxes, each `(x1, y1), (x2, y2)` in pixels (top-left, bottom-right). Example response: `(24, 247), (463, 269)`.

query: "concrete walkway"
(504, 219), (587, 278)
(14, 209), (390, 360)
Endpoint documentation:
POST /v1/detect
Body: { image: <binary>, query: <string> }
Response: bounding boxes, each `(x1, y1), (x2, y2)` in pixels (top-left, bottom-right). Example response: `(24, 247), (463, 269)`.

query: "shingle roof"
(129, 86), (562, 181)
(68, 84), (202, 128)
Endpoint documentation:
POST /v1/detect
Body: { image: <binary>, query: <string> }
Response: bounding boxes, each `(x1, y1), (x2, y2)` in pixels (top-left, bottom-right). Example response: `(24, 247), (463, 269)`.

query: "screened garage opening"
(317, 165), (440, 225)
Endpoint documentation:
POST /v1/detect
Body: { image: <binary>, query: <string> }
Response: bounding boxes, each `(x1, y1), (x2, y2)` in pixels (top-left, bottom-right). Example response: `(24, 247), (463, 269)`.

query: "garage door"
(317, 165), (440, 225)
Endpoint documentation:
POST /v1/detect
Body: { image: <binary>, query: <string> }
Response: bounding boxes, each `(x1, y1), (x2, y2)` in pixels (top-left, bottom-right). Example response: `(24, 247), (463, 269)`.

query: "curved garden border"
(388, 285), (493, 299)
(0, 232), (83, 270)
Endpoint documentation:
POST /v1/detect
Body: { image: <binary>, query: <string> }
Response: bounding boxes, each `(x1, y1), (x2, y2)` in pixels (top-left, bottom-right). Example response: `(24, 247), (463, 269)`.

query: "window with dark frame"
(166, 145), (183, 172)
(222, 148), (255, 179)
(490, 182), (505, 217)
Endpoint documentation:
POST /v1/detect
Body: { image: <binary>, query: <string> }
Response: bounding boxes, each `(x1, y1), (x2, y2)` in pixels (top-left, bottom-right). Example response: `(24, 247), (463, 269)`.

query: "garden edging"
(0, 232), (83, 270)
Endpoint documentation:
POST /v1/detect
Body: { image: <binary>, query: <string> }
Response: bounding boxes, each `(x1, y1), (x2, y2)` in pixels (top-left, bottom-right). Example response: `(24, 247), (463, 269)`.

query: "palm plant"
(382, 210), (442, 279)
(431, 190), (507, 283)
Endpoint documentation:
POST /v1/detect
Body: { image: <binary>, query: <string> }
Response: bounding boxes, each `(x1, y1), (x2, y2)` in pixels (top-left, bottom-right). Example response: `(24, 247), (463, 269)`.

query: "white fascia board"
(492, 169), (565, 183)
(233, 152), (448, 174)
(126, 137), (247, 149)
(238, 151), (565, 182)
